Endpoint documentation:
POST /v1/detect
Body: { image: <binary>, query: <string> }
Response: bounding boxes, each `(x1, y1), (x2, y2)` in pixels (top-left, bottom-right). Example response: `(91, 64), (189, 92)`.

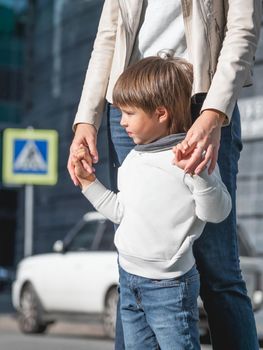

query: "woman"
(68, 1), (262, 349)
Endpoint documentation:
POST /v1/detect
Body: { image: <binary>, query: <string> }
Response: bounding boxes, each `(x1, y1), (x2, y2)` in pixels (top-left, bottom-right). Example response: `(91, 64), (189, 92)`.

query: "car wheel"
(18, 283), (48, 334)
(103, 286), (118, 339)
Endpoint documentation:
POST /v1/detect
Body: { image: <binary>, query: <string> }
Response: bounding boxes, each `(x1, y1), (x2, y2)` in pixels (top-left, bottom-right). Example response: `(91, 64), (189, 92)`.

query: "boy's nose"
(120, 115), (127, 127)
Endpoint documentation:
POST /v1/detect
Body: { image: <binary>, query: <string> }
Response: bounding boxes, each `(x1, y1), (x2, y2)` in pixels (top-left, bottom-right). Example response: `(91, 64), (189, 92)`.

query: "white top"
(82, 147), (232, 279)
(129, 0), (188, 64)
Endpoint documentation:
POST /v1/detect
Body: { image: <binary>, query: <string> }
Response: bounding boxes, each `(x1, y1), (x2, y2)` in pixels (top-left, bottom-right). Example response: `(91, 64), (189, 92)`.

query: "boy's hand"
(173, 144), (206, 172)
(74, 147), (96, 189)
(75, 145), (94, 170)
(172, 110), (224, 175)
(68, 123), (98, 186)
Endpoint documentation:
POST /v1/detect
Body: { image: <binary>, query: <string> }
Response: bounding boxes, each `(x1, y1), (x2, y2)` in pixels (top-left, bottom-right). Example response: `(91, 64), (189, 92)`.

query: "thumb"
(87, 139), (99, 163)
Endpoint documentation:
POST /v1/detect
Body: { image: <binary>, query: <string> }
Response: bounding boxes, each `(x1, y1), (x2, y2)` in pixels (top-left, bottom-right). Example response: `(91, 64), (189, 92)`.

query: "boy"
(73, 56), (232, 349)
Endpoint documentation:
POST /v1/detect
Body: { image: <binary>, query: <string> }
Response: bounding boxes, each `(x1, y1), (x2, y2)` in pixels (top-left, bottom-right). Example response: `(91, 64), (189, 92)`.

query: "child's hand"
(74, 145), (95, 171)
(173, 143), (205, 174)
(73, 146), (96, 189)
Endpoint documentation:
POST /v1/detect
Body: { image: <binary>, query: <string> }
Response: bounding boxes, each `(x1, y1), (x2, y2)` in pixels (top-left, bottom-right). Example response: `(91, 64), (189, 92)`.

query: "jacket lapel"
(118, 0), (143, 34)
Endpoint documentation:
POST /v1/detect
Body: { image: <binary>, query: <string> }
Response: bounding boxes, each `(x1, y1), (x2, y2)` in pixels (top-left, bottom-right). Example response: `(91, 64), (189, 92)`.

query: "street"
(0, 330), (114, 350)
(1, 311), (263, 349)
(0, 289), (213, 350)
(0, 323), (214, 350)
(0, 289), (262, 350)
(0, 312), (214, 350)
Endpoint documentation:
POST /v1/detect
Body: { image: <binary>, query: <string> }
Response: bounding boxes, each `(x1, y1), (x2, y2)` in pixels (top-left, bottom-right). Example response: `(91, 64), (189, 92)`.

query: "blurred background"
(0, 1), (263, 349)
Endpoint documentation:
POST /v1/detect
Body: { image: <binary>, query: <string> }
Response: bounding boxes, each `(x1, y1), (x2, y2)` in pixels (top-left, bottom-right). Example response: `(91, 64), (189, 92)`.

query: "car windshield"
(66, 219), (115, 252)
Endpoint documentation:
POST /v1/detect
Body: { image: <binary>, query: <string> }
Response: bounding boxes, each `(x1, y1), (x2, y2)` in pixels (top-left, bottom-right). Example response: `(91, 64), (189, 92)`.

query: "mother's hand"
(172, 109), (226, 175)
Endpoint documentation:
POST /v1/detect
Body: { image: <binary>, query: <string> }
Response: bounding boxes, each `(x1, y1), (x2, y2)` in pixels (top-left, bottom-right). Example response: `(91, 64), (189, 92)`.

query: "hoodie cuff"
(82, 178), (109, 203)
(189, 170), (217, 193)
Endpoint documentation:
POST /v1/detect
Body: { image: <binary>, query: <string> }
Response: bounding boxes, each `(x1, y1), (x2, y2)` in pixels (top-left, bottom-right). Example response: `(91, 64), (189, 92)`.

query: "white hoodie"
(82, 135), (231, 279)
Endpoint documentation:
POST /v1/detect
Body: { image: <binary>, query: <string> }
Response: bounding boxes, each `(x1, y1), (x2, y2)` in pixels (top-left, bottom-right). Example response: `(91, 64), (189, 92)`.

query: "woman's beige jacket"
(74, 0), (262, 131)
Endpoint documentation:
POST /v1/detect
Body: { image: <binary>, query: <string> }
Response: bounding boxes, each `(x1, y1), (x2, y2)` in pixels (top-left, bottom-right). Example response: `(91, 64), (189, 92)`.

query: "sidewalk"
(0, 290), (106, 337)
(0, 313), (106, 338)
(1, 289), (263, 347)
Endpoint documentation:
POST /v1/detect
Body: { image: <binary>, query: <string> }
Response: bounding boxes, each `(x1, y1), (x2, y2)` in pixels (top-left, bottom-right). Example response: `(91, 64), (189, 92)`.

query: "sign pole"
(24, 184), (34, 257)
(2, 128), (58, 257)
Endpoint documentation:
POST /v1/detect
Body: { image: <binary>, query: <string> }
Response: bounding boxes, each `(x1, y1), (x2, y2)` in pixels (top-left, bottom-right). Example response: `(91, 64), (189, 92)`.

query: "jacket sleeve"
(82, 179), (124, 224)
(184, 165), (232, 223)
(201, 0), (262, 122)
(73, 0), (119, 131)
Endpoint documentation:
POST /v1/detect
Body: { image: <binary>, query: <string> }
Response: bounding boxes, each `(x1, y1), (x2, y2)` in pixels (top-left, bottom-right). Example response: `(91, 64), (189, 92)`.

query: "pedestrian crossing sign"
(2, 128), (58, 185)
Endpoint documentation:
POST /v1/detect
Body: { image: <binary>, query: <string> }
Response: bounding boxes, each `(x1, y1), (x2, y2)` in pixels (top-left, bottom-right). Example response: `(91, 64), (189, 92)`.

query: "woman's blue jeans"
(108, 101), (259, 350)
(119, 265), (200, 350)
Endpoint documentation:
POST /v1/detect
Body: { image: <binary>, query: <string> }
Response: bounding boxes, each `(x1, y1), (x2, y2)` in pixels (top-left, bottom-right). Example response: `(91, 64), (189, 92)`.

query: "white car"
(12, 212), (263, 340)
(12, 212), (119, 338)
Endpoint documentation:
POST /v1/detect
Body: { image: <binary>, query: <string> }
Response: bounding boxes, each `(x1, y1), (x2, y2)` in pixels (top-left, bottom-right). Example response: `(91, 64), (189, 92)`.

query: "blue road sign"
(13, 139), (48, 174)
(2, 128), (58, 185)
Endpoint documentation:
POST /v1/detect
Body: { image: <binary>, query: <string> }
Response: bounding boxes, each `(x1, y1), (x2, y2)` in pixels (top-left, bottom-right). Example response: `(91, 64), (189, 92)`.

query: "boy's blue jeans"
(119, 265), (200, 350)
(108, 101), (259, 350)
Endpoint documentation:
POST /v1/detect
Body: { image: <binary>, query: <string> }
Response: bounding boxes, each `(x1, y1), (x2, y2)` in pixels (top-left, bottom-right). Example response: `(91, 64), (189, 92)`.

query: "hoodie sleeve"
(82, 179), (124, 224)
(183, 164), (232, 223)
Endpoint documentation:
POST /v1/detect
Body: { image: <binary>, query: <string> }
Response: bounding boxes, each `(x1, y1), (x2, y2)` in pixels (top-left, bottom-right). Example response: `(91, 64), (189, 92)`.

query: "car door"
(47, 218), (118, 313)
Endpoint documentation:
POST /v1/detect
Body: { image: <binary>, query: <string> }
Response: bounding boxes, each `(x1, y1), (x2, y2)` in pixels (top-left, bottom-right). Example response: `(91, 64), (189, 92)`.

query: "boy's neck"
(134, 133), (186, 152)
(140, 129), (171, 145)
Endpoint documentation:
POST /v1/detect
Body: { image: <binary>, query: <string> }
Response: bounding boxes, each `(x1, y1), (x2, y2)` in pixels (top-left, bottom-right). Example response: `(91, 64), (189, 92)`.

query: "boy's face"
(120, 106), (169, 144)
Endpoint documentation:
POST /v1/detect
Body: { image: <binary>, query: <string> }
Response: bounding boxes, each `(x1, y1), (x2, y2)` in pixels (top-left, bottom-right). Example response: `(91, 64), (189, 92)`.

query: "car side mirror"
(53, 240), (64, 253)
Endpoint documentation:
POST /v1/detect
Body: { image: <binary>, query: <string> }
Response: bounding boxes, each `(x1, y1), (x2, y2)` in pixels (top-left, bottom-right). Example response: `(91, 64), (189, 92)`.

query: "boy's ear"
(155, 106), (169, 124)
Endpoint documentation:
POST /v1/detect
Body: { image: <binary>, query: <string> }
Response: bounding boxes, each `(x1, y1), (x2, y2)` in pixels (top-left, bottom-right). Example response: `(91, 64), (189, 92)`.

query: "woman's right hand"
(67, 123), (98, 186)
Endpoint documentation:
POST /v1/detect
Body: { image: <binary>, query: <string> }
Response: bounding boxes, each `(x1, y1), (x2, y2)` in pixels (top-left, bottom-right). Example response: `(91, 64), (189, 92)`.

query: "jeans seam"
(182, 282), (195, 350)
(229, 116), (242, 273)
(186, 277), (200, 322)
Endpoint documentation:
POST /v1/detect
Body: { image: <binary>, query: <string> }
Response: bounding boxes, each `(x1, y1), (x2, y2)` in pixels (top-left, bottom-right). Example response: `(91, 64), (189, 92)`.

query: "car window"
(96, 221), (115, 251)
(66, 220), (102, 252)
(89, 220), (115, 251)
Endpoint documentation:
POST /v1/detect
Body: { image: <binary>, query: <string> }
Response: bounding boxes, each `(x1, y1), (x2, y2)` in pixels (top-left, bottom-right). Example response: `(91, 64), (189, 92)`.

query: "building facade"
(1, 1), (262, 265)
(0, 1), (26, 267)
(13, 0), (107, 262)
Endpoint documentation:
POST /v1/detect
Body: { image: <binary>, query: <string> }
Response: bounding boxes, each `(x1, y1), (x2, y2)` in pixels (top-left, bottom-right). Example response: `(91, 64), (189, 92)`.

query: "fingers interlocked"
(73, 145), (94, 174)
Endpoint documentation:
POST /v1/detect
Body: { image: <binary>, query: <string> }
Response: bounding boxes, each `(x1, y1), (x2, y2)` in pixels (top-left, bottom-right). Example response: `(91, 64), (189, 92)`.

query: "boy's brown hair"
(112, 55), (193, 134)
